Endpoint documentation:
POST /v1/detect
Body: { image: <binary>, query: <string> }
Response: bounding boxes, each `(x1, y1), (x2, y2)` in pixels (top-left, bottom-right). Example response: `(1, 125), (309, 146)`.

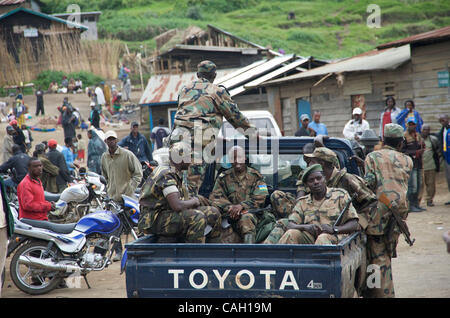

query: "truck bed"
(124, 232), (367, 298)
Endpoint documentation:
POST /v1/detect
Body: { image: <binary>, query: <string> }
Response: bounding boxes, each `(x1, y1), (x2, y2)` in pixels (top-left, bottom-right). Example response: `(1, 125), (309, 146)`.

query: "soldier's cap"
(169, 142), (190, 161)
(383, 123), (404, 138)
(302, 164), (324, 184)
(197, 60), (216, 73)
(104, 130), (118, 140)
(304, 147), (339, 167)
(35, 143), (46, 152)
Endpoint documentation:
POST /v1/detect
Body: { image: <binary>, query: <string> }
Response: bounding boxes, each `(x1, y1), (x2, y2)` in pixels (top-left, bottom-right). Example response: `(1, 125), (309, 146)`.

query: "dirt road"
(1, 88), (449, 298)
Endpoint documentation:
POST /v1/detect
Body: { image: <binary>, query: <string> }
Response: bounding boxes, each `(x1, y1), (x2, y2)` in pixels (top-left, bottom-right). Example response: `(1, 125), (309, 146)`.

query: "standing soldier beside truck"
(170, 60), (255, 195)
(363, 123), (413, 298)
(138, 142), (222, 243)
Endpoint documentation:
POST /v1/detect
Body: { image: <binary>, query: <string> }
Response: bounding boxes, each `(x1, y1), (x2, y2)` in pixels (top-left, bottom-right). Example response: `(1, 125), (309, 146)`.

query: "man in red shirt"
(17, 157), (55, 220)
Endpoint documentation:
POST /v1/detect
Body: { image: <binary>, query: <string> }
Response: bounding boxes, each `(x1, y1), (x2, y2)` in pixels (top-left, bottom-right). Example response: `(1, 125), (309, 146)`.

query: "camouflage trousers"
(139, 205), (221, 243)
(170, 126), (214, 195)
(270, 190), (297, 218)
(263, 217), (343, 245)
(363, 234), (399, 298)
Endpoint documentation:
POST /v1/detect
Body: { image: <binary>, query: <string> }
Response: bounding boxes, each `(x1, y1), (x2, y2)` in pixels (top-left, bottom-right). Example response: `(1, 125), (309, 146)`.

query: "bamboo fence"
(0, 26), (123, 86)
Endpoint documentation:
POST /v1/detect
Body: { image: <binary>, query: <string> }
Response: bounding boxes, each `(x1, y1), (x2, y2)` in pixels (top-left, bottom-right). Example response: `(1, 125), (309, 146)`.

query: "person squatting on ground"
(209, 146), (271, 244)
(138, 142), (221, 243)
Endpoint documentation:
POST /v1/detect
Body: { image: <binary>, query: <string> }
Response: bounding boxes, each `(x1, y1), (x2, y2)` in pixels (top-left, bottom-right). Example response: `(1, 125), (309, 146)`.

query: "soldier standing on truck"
(363, 123), (413, 298)
(209, 146), (270, 244)
(170, 60), (255, 195)
(138, 142), (222, 243)
(268, 164), (360, 245)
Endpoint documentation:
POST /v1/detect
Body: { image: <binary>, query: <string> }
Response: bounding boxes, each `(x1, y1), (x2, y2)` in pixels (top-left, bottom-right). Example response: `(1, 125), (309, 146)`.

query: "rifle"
(378, 192), (415, 246)
(333, 193), (358, 227)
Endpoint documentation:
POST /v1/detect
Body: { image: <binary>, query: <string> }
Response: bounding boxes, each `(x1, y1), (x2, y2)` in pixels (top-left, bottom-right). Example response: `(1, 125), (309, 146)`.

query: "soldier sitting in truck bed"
(138, 142), (222, 243)
(266, 164), (360, 245)
(209, 146), (271, 244)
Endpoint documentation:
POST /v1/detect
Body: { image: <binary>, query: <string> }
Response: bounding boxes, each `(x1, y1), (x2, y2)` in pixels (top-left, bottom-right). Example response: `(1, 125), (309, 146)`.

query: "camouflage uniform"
(276, 187), (359, 245)
(138, 165), (221, 243)
(271, 147), (377, 229)
(363, 123), (413, 298)
(209, 166), (269, 241)
(170, 61), (253, 194)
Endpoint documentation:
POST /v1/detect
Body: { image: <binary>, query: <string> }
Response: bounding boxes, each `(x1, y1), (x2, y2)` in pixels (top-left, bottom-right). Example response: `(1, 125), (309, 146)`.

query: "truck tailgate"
(125, 233), (366, 298)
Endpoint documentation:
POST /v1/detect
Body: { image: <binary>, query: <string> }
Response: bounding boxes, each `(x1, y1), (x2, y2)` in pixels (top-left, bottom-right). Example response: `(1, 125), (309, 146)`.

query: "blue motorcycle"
(8, 195), (140, 295)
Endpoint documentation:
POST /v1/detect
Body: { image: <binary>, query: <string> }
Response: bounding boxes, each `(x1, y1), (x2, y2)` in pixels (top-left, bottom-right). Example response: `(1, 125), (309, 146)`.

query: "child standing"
(77, 133), (86, 163)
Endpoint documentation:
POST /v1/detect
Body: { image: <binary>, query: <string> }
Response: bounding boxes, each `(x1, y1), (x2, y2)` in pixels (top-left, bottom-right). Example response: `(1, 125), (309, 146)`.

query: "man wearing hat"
(401, 117), (426, 212)
(363, 123), (413, 298)
(295, 114), (314, 137)
(2, 125), (16, 163)
(343, 107), (370, 142)
(264, 164), (359, 245)
(171, 60), (254, 194)
(138, 142), (222, 243)
(118, 121), (153, 163)
(101, 130), (143, 202)
(46, 139), (73, 193)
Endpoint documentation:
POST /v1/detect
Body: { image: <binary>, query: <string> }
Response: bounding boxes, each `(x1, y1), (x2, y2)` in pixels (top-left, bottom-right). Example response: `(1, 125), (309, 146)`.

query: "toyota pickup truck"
(124, 137), (368, 298)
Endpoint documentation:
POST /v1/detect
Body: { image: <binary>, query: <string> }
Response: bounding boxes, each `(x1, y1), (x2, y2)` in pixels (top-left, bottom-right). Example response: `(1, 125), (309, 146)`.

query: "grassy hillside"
(41, 0), (450, 60)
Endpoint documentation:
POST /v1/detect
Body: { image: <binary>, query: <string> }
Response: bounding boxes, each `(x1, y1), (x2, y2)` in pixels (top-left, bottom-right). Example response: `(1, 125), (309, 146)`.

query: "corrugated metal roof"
(139, 69), (237, 105)
(263, 44), (411, 86)
(216, 54), (297, 90)
(0, 0), (25, 5)
(377, 25), (450, 49)
(140, 54), (320, 104)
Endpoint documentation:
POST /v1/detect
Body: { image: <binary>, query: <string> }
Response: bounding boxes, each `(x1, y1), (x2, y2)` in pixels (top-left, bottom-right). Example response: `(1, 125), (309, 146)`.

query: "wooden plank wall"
(411, 41), (450, 133)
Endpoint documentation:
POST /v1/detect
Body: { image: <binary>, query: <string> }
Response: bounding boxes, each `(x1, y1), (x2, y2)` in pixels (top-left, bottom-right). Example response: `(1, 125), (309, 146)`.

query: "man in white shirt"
(343, 107), (370, 142)
(95, 83), (106, 109)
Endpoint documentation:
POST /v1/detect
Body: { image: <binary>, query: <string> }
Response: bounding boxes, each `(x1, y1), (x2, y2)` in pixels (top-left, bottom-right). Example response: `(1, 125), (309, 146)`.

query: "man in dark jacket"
(46, 139), (72, 192)
(62, 106), (77, 140)
(9, 120), (27, 153)
(89, 103), (100, 129)
(0, 144), (30, 190)
(118, 122), (153, 163)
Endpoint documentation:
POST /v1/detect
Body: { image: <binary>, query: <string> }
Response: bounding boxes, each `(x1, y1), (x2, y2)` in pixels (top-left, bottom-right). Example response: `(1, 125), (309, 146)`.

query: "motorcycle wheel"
(10, 240), (63, 295)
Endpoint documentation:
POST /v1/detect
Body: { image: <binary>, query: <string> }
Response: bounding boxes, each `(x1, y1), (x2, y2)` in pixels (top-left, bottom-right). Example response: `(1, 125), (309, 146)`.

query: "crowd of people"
(0, 59), (449, 298)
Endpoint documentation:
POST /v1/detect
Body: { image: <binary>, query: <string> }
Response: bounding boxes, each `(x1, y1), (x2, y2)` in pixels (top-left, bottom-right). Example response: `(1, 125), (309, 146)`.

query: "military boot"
(243, 233), (255, 244)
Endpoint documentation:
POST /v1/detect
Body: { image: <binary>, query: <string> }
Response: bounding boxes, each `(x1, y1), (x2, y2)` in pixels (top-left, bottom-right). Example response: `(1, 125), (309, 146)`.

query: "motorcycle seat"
(44, 192), (60, 202)
(20, 218), (77, 234)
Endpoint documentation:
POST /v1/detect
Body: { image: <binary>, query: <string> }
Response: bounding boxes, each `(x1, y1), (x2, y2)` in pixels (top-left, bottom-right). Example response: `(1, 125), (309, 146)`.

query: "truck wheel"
(10, 240), (63, 295)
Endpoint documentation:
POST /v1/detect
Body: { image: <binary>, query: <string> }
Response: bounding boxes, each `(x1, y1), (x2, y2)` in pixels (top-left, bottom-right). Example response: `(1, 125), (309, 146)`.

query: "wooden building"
(150, 24), (275, 75)
(0, 0), (42, 15)
(0, 7), (87, 62)
(377, 26), (450, 133)
(260, 25), (450, 137)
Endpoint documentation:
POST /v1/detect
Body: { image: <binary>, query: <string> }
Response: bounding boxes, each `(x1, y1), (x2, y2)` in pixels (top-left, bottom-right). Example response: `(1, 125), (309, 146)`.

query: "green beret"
(304, 147), (339, 168)
(197, 60), (216, 73)
(384, 123), (404, 138)
(302, 163), (323, 184)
